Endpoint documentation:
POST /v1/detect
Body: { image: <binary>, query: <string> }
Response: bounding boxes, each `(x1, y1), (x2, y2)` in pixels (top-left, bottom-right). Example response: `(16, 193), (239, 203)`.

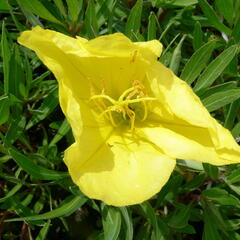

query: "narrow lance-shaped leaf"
(26, 87), (59, 129)
(84, 0), (99, 39)
(66, 0), (82, 22)
(16, 0), (43, 27)
(125, 0), (143, 39)
(215, 0), (234, 25)
(1, 22), (11, 94)
(17, 0), (63, 25)
(203, 163), (219, 180)
(5, 195), (87, 222)
(202, 89), (240, 112)
(194, 44), (239, 92)
(102, 206), (122, 240)
(168, 203), (192, 229)
(141, 202), (162, 240)
(193, 21), (203, 50)
(169, 34), (186, 74)
(147, 12), (157, 41)
(224, 99), (240, 129)
(198, 0), (232, 35)
(0, 96), (10, 125)
(181, 40), (216, 85)
(200, 82), (237, 99)
(35, 220), (51, 240)
(0, 183), (23, 203)
(4, 115), (26, 147)
(10, 148), (69, 180)
(232, 16), (240, 43)
(49, 118), (71, 146)
(120, 207), (133, 240)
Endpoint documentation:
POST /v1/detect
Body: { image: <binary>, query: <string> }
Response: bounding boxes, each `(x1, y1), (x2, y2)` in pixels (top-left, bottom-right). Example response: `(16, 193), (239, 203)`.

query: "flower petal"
(134, 40), (163, 60)
(18, 26), (91, 100)
(18, 27), (151, 99)
(144, 62), (240, 165)
(64, 131), (176, 206)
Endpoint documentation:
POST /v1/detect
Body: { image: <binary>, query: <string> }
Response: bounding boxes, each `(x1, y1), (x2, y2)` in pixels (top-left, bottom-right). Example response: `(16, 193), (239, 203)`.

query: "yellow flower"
(18, 26), (240, 206)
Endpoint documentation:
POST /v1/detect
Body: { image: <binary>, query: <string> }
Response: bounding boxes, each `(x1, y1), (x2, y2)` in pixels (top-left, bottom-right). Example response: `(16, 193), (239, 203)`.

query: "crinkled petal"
(18, 27), (151, 99)
(134, 40), (163, 60)
(18, 26), (90, 100)
(64, 132), (176, 206)
(140, 125), (239, 166)
(144, 62), (240, 165)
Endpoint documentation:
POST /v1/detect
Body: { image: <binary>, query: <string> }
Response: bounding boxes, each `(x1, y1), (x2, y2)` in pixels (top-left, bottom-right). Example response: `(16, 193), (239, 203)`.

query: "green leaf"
(147, 12), (157, 41)
(0, 0), (12, 10)
(8, 44), (25, 98)
(125, 0), (143, 40)
(169, 34), (186, 74)
(203, 210), (223, 240)
(10, 148), (69, 180)
(170, 0), (198, 6)
(96, 0), (117, 33)
(232, 122), (240, 138)
(226, 219), (240, 231)
(17, 0), (63, 25)
(157, 174), (183, 206)
(232, 16), (240, 42)
(0, 96), (9, 125)
(226, 167), (240, 184)
(1, 21), (11, 94)
(224, 99), (240, 129)
(198, 0), (232, 35)
(120, 207), (133, 240)
(66, 0), (82, 22)
(202, 199), (228, 237)
(215, 0), (234, 25)
(200, 81), (237, 99)
(5, 195), (87, 221)
(202, 89), (240, 112)
(194, 44), (239, 92)
(227, 184), (240, 196)
(168, 203), (192, 229)
(141, 202), (162, 240)
(193, 21), (203, 50)
(49, 119), (71, 146)
(202, 163), (219, 180)
(26, 87), (59, 129)
(53, 0), (67, 18)
(36, 220), (51, 240)
(182, 173), (205, 192)
(0, 183), (23, 203)
(16, 0), (43, 27)
(202, 188), (240, 205)
(4, 115), (26, 147)
(102, 206), (121, 240)
(181, 40), (216, 85)
(7, 197), (45, 225)
(84, 0), (99, 39)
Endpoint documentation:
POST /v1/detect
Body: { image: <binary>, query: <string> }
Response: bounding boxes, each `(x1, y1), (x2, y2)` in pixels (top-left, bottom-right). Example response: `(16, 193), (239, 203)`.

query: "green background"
(0, 0), (240, 239)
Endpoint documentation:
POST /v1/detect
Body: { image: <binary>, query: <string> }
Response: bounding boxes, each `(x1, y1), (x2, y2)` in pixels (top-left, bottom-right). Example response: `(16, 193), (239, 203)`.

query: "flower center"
(90, 81), (158, 131)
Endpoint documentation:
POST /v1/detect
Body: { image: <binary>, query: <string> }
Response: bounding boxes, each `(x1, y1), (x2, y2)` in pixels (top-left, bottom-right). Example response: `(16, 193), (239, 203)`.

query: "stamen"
(90, 94), (116, 105)
(89, 82), (159, 131)
(141, 101), (148, 121)
(118, 87), (136, 101)
(125, 106), (136, 131)
(99, 107), (119, 127)
(121, 97), (158, 106)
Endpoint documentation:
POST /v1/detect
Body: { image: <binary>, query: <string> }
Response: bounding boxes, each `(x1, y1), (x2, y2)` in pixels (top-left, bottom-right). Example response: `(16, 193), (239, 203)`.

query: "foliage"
(0, 0), (240, 239)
